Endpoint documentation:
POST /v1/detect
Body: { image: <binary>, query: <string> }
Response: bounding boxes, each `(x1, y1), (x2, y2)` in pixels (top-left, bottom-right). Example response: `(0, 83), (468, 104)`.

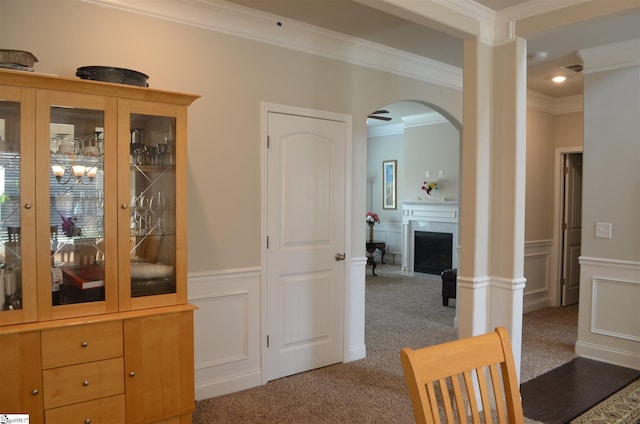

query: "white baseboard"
(575, 341), (640, 370)
(345, 344), (366, 362)
(523, 297), (552, 314)
(195, 369), (262, 401)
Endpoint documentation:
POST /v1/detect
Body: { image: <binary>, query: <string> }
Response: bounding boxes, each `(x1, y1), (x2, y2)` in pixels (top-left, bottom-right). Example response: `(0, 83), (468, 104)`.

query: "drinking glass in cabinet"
(129, 114), (177, 298)
(49, 105), (106, 306)
(0, 100), (23, 312)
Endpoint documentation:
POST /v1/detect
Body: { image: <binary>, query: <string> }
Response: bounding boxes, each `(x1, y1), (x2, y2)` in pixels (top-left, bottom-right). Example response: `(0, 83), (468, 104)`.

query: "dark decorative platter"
(76, 66), (149, 87)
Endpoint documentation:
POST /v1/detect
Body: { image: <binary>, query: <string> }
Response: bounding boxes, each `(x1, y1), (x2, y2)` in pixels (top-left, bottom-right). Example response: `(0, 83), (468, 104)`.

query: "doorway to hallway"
(559, 151), (583, 306)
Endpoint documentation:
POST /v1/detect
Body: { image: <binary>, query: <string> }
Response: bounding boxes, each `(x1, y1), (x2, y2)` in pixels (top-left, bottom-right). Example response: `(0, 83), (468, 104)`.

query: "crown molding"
(368, 111), (450, 138)
(579, 38), (640, 74)
(527, 90), (554, 113)
(437, 0), (590, 46)
(367, 124), (405, 138)
(552, 95), (583, 115)
(402, 112), (449, 127)
(82, 0), (462, 90)
(527, 90), (583, 115)
(495, 0), (591, 22)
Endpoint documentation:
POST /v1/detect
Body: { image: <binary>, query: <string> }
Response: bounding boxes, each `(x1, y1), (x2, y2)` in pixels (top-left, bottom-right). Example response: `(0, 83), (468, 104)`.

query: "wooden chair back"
(400, 327), (523, 424)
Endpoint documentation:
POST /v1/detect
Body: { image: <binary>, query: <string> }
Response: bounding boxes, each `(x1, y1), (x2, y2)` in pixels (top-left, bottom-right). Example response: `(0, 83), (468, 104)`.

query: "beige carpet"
(193, 264), (578, 423)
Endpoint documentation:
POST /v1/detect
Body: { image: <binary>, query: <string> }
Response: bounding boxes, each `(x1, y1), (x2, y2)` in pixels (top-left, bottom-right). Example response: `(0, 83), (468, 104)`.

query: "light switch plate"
(595, 222), (612, 239)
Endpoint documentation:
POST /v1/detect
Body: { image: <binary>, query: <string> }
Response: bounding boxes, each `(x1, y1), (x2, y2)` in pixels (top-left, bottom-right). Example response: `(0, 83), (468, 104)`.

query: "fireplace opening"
(414, 231), (453, 275)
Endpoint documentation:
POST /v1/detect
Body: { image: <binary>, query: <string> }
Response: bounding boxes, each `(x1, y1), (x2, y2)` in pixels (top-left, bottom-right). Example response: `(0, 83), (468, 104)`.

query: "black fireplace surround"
(414, 231), (453, 275)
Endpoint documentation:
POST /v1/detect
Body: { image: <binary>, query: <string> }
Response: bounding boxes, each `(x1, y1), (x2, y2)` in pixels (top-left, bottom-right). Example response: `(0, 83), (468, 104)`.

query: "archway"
(365, 99), (462, 313)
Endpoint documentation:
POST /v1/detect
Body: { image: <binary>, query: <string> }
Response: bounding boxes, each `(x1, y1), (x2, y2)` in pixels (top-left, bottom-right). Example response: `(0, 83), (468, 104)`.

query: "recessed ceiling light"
(551, 75), (567, 83)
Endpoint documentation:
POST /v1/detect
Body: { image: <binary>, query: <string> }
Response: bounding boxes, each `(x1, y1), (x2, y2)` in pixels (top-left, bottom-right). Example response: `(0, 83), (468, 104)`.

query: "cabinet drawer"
(45, 394), (125, 424)
(42, 321), (123, 369)
(43, 358), (124, 409)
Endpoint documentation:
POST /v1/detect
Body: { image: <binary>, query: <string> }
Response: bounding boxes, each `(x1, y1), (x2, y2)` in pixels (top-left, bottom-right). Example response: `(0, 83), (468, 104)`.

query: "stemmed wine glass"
(151, 192), (167, 233)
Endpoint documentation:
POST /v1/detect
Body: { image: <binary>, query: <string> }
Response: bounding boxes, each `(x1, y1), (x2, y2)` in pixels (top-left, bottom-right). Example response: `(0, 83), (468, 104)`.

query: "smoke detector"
(527, 51), (549, 62)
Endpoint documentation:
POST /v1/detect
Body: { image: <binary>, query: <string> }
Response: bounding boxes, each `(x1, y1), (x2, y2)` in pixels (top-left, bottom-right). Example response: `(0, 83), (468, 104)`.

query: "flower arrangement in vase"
(421, 181), (438, 198)
(366, 212), (380, 241)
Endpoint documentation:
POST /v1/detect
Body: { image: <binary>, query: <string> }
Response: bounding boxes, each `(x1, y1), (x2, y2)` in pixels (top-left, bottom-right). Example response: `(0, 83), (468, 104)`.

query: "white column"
(487, 38), (528, 374)
(458, 36), (493, 339)
(458, 35), (528, 377)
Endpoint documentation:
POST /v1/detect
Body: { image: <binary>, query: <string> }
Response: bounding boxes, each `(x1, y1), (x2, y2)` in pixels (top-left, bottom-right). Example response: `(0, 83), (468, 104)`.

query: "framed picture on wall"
(382, 159), (397, 210)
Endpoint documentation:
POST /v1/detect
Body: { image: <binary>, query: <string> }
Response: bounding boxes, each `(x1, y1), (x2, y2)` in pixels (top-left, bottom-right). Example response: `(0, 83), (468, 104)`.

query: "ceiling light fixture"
(551, 75), (567, 84)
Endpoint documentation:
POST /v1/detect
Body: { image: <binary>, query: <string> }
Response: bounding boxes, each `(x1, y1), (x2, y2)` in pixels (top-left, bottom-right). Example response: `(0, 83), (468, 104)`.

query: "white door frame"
(260, 102), (353, 384)
(553, 146), (583, 306)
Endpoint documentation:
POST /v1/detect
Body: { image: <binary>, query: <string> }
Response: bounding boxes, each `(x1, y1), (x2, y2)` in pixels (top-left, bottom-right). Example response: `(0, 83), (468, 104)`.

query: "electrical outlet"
(595, 222), (612, 239)
(438, 169), (444, 178)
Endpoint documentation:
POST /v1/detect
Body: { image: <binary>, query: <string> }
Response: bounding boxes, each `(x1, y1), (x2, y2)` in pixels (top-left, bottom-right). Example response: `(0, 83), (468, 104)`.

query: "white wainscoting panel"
(189, 267), (262, 400)
(576, 257), (640, 370)
(591, 278), (640, 342)
(371, 222), (403, 263)
(523, 240), (554, 313)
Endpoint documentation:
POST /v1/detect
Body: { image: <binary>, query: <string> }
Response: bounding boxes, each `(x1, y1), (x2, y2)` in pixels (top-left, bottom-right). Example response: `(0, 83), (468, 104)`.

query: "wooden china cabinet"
(0, 68), (199, 423)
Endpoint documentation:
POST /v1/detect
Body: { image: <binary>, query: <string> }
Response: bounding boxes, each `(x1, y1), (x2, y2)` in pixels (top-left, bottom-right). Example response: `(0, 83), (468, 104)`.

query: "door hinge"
(267, 335), (270, 348)
(563, 222), (568, 230)
(267, 135), (270, 149)
(563, 166), (569, 174)
(561, 278), (566, 286)
(266, 236), (269, 249)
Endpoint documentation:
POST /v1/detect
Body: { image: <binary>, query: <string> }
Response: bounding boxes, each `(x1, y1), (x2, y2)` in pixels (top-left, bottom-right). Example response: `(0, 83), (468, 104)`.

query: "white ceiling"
(220, 0), (640, 124)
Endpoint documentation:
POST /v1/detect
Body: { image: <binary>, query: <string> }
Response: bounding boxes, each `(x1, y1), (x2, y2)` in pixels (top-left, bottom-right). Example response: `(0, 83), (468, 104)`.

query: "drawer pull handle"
(83, 380), (90, 387)
(129, 371), (136, 377)
(32, 389), (39, 395)
(85, 419), (92, 424)
(81, 341), (88, 347)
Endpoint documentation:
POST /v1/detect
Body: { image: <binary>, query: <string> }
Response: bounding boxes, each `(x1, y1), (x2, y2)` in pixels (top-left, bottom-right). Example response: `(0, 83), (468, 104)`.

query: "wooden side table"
(366, 240), (386, 276)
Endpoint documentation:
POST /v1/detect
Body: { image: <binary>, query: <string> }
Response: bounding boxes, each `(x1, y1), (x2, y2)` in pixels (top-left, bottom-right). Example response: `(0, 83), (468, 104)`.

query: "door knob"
(335, 252), (346, 261)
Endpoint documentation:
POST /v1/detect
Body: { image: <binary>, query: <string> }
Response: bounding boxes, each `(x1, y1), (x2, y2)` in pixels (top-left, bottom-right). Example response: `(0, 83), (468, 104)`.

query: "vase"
(369, 224), (374, 242)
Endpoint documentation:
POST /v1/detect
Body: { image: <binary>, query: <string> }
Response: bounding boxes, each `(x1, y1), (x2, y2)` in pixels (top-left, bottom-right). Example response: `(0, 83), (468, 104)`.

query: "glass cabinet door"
(0, 86), (37, 325)
(120, 102), (185, 309)
(38, 91), (117, 320)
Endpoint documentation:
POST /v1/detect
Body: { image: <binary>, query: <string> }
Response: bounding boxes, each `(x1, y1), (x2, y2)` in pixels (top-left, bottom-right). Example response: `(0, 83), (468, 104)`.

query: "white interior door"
(561, 153), (582, 306)
(265, 110), (346, 382)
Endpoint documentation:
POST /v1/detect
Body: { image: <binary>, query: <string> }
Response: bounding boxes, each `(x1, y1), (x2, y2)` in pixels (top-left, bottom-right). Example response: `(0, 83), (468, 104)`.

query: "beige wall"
(367, 121), (460, 225)
(576, 40), (639, 369)
(554, 112), (584, 149)
(525, 108), (556, 241)
(366, 132), (404, 224)
(583, 65), (640, 262)
(1, 0), (463, 272)
(404, 122), (460, 202)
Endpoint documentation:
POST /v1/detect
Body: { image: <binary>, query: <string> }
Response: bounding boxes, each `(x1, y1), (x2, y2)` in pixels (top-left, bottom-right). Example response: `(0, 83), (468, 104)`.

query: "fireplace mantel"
(402, 201), (459, 273)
